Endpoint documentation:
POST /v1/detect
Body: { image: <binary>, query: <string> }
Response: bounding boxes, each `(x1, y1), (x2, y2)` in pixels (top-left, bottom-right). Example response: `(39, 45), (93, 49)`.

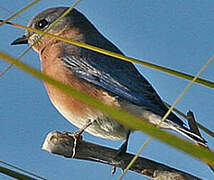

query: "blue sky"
(0, 1), (214, 179)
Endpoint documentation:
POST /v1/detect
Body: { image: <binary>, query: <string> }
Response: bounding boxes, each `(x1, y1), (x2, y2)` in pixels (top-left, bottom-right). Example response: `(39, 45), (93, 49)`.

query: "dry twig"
(42, 131), (202, 180)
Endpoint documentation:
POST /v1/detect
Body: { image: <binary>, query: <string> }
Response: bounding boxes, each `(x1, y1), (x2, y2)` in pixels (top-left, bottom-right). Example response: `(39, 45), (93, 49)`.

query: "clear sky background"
(0, 1), (214, 180)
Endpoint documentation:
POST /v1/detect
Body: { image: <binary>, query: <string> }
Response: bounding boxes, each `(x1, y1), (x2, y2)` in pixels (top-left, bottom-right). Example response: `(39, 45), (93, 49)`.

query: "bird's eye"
(36, 19), (49, 29)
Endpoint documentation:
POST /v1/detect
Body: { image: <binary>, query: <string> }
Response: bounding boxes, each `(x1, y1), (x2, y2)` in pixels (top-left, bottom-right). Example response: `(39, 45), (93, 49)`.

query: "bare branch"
(42, 131), (202, 180)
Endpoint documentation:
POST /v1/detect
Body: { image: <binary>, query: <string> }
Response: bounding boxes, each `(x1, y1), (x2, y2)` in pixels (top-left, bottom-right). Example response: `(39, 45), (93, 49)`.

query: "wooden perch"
(42, 131), (202, 180)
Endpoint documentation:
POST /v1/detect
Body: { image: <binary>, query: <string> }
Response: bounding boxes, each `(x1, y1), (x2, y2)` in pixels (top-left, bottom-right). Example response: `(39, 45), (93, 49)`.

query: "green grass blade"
(0, 51), (214, 167)
(0, 165), (37, 180)
(4, 22), (214, 89)
(164, 102), (214, 139)
(197, 123), (214, 139)
(0, 0), (41, 26)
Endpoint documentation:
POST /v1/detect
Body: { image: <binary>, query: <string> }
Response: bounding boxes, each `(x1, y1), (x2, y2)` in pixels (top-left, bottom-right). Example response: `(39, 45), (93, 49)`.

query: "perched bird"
(11, 7), (206, 153)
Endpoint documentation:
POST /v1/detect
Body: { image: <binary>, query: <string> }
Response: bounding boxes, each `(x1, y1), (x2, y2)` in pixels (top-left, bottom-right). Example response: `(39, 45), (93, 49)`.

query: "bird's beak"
(11, 35), (28, 45)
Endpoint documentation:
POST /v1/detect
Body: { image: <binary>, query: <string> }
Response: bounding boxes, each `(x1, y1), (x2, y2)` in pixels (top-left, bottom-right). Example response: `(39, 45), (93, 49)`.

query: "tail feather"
(172, 125), (214, 173)
(172, 125), (207, 147)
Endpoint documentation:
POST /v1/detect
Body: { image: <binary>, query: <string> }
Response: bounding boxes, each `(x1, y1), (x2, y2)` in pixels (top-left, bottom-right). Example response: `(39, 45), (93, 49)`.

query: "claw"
(111, 166), (117, 175)
(63, 120), (93, 158)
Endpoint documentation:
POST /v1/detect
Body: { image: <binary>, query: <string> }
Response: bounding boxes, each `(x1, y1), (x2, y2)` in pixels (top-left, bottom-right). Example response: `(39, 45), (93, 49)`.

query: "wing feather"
(60, 48), (184, 126)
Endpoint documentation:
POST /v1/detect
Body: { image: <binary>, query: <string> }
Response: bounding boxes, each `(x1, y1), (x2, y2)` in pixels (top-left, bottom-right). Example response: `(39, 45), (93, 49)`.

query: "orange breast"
(38, 43), (129, 140)
(41, 44), (101, 117)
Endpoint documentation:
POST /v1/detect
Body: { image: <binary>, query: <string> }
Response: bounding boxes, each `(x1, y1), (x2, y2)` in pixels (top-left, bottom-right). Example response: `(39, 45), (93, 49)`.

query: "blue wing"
(60, 42), (184, 126)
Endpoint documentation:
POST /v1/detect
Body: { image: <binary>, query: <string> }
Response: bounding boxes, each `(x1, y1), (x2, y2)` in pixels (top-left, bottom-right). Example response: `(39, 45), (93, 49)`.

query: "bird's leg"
(65, 120), (93, 158)
(112, 131), (130, 174)
(66, 120), (93, 140)
(117, 130), (130, 157)
(73, 120), (93, 139)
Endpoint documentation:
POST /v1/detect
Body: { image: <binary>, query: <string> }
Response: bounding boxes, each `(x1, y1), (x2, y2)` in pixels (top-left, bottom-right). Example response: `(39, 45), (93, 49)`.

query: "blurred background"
(0, 1), (214, 179)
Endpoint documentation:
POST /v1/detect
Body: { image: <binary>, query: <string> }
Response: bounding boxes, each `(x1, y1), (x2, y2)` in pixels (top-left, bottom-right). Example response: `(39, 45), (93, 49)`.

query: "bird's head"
(11, 7), (91, 53)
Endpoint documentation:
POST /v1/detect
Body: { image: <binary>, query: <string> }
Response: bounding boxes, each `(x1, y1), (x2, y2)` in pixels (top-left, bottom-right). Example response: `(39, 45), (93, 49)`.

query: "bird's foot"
(111, 166), (117, 175)
(64, 119), (93, 140)
(63, 131), (82, 158)
(111, 137), (129, 175)
(64, 131), (83, 140)
(116, 140), (128, 157)
(64, 120), (93, 158)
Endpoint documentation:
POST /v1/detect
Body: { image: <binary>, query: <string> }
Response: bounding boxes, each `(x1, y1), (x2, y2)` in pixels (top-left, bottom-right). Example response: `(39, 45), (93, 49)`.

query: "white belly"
(52, 100), (129, 140)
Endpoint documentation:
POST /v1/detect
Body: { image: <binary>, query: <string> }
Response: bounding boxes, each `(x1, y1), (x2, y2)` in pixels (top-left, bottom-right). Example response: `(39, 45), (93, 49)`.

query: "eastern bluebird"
(11, 7), (206, 153)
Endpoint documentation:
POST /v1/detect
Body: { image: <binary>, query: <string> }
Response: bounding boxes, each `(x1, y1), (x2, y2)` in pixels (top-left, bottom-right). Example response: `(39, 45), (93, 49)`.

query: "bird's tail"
(173, 125), (214, 173)
(171, 125), (207, 147)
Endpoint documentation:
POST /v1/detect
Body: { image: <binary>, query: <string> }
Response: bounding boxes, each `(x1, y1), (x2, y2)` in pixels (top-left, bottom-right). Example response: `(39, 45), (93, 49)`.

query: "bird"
(11, 7), (206, 154)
